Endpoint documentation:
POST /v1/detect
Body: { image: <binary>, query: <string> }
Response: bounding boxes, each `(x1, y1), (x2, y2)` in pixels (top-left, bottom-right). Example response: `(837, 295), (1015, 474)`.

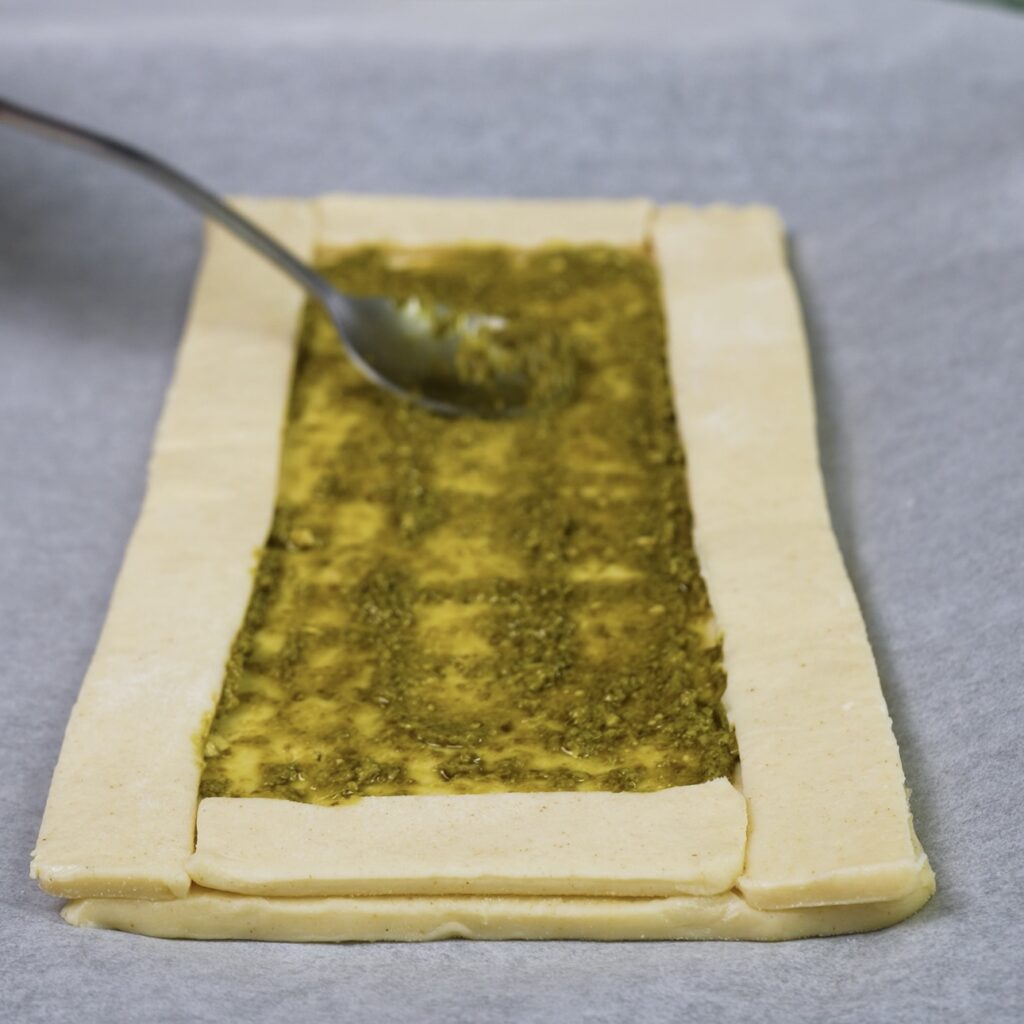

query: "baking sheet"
(1, 1), (1022, 1021)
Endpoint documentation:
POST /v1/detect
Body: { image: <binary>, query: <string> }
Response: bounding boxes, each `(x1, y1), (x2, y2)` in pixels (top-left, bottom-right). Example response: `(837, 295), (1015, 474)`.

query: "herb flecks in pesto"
(199, 245), (738, 804)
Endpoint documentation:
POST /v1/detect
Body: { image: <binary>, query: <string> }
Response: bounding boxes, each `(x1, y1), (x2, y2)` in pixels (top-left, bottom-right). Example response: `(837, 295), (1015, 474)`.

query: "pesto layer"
(199, 246), (737, 803)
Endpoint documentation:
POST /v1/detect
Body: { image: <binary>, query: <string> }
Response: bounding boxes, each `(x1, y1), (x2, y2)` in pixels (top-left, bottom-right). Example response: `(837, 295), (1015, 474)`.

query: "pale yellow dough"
(64, 864), (934, 942)
(188, 780), (747, 898)
(35, 195), (934, 940)
(31, 200), (315, 899)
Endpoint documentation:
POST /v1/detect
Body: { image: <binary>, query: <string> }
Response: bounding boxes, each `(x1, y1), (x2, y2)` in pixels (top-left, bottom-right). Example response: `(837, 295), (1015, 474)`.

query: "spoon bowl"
(324, 291), (527, 417)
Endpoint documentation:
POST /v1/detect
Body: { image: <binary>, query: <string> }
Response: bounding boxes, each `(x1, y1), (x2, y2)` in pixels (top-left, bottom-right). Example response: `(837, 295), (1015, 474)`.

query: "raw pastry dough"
(64, 867), (934, 942)
(31, 200), (315, 899)
(188, 780), (747, 898)
(34, 195), (934, 939)
(654, 208), (927, 910)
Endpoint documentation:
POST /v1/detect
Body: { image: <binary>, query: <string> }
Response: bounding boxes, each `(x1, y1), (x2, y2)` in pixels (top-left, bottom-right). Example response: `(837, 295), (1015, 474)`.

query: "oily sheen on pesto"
(199, 243), (737, 804)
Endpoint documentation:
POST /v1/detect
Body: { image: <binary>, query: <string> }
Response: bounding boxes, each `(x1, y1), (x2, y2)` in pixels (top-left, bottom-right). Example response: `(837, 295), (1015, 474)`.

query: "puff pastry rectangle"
(32, 196), (933, 940)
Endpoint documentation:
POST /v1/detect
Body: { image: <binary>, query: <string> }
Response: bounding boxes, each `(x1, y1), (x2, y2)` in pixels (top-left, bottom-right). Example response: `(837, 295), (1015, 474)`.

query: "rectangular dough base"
(65, 853), (933, 943)
(36, 195), (934, 941)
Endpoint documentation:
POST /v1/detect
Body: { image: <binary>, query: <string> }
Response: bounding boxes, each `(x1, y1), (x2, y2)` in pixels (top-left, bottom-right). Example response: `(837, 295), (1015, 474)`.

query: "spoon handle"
(0, 96), (337, 307)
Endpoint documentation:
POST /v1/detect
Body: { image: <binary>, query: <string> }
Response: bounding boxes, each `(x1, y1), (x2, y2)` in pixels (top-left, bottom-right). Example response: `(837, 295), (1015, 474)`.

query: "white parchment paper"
(1, 2), (1022, 1021)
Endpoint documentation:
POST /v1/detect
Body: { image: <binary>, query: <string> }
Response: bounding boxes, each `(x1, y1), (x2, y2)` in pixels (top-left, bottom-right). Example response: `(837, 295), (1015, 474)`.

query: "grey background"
(2, 1), (1022, 1021)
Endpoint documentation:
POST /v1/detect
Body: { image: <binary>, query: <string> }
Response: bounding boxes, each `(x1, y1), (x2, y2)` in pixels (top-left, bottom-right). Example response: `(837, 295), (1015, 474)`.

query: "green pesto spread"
(199, 245), (738, 804)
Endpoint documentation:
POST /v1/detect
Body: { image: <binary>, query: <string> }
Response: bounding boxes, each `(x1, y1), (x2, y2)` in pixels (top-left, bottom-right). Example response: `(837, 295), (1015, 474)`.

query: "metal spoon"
(0, 97), (527, 418)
